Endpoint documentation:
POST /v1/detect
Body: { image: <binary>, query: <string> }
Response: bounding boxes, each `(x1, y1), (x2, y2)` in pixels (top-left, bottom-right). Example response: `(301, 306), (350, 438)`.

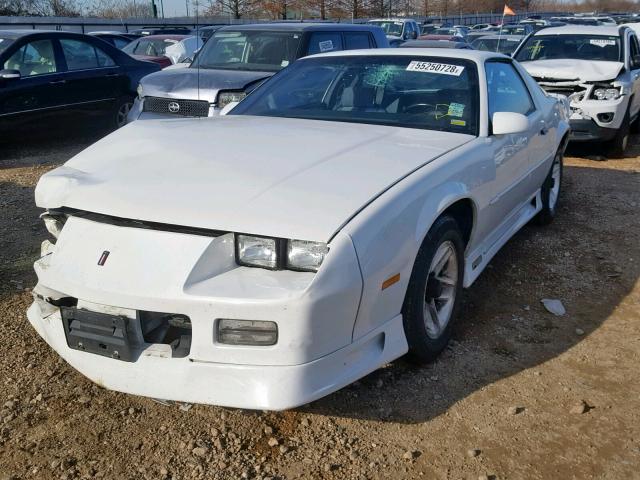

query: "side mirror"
(492, 112), (529, 135)
(0, 69), (20, 80)
(633, 54), (640, 68)
(219, 101), (239, 116)
(412, 30), (418, 39)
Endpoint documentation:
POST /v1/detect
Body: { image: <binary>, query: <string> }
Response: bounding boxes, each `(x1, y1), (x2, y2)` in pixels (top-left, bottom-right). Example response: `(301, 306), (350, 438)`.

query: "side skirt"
(463, 190), (542, 288)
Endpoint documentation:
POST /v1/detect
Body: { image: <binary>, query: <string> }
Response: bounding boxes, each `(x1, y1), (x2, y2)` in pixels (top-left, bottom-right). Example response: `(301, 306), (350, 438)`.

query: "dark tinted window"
(113, 37), (130, 49)
(307, 32), (343, 55)
(344, 33), (371, 50)
(486, 61), (534, 117)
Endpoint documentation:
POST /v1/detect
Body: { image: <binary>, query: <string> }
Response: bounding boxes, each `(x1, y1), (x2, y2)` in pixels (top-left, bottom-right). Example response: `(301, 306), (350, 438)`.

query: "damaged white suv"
(514, 25), (640, 156)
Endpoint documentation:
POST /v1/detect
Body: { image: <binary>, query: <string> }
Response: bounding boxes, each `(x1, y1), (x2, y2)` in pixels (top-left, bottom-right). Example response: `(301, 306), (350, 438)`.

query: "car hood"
(140, 67), (274, 104)
(35, 116), (473, 242)
(521, 59), (625, 82)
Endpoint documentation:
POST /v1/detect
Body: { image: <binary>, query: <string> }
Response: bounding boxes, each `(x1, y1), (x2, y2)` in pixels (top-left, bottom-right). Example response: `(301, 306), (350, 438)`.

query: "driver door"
(0, 38), (65, 121)
(483, 60), (538, 245)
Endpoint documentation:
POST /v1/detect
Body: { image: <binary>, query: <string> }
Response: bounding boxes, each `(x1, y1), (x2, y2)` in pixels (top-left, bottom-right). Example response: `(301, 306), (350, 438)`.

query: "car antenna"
(196, 0), (200, 103)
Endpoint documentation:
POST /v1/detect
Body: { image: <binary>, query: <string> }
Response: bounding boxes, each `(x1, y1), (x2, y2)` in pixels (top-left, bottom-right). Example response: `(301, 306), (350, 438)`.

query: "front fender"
(343, 142), (486, 341)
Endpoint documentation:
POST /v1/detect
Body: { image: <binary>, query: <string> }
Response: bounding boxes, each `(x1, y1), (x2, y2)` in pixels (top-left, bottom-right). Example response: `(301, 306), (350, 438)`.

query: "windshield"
(123, 38), (178, 56)
(0, 37), (14, 54)
(368, 21), (404, 36)
(472, 37), (522, 55)
(515, 34), (621, 62)
(193, 30), (301, 72)
(231, 55), (479, 136)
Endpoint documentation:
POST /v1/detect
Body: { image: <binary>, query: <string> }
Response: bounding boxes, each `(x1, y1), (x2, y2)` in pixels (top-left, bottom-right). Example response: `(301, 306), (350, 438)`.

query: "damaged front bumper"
(540, 80), (629, 142)
(27, 215), (407, 410)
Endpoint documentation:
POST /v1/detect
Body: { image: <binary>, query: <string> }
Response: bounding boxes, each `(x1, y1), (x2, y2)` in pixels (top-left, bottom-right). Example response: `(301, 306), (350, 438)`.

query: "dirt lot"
(0, 128), (639, 480)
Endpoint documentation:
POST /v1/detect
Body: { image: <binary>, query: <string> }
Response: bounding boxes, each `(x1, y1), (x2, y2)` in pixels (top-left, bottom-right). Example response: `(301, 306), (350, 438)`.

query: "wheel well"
(440, 199), (474, 247)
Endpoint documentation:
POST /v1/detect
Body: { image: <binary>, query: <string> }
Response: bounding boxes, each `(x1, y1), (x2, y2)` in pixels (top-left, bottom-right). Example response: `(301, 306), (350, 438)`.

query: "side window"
(3, 40), (57, 76)
(403, 23), (413, 39)
(61, 39), (99, 70)
(113, 38), (130, 49)
(344, 33), (371, 50)
(486, 61), (535, 118)
(96, 47), (116, 67)
(306, 32), (343, 55)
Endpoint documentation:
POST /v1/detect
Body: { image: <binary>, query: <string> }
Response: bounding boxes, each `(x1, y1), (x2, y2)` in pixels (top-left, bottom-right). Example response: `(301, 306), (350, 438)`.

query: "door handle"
(49, 79), (66, 85)
(105, 73), (120, 77)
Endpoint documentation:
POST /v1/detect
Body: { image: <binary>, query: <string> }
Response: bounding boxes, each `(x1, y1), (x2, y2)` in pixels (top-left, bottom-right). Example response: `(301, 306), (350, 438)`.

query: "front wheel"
(535, 149), (563, 225)
(402, 216), (464, 364)
(606, 107), (630, 158)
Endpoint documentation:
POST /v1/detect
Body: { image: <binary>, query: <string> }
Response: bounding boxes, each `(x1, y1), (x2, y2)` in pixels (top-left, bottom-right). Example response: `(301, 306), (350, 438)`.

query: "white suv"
(514, 25), (640, 156)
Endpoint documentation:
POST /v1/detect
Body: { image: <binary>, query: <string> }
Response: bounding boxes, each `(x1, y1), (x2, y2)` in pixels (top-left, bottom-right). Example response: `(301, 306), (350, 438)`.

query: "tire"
(402, 215), (464, 364)
(606, 107), (630, 158)
(535, 149), (563, 226)
(113, 96), (134, 129)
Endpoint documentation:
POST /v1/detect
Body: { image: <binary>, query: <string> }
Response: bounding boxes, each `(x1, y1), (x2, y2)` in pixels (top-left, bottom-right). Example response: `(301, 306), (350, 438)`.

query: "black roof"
(217, 23), (381, 33)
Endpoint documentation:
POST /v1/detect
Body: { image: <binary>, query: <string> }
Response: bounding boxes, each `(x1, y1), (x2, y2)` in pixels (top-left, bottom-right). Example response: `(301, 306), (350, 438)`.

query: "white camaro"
(29, 49), (569, 410)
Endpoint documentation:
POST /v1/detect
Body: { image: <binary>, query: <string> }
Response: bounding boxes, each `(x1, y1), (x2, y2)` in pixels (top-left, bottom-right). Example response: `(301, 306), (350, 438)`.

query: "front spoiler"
(27, 302), (407, 410)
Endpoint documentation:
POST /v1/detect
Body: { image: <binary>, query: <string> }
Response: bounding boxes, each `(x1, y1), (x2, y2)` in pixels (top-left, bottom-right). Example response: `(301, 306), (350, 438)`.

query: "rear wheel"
(402, 216), (464, 364)
(535, 149), (563, 225)
(113, 96), (133, 129)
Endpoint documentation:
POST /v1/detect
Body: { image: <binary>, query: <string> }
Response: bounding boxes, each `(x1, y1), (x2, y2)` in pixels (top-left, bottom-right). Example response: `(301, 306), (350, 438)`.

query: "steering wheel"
(404, 103), (435, 114)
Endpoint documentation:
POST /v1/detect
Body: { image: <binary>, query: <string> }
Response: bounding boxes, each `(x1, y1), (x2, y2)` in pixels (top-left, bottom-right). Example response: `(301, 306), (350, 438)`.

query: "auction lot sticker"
(406, 61), (465, 76)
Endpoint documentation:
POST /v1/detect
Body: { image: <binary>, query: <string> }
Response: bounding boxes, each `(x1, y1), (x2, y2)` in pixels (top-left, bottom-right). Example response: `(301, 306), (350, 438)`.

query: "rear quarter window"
(307, 32), (343, 55)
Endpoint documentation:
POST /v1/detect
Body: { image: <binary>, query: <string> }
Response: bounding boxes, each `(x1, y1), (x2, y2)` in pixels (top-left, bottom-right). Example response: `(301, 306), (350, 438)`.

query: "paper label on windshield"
(590, 39), (616, 47)
(406, 61), (465, 76)
(447, 102), (465, 117)
(281, 60), (290, 67)
(319, 40), (334, 52)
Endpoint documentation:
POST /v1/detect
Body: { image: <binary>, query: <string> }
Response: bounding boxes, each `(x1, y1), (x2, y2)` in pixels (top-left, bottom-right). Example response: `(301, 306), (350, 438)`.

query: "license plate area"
(61, 307), (136, 362)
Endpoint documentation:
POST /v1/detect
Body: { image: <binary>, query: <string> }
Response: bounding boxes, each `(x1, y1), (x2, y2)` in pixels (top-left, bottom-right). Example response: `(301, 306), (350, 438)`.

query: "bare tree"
(203, 0), (257, 19)
(86, 0), (152, 18)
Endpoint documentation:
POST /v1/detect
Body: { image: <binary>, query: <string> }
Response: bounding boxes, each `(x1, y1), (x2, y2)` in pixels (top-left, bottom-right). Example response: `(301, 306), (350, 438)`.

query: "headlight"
(136, 83), (144, 99)
(287, 239), (328, 272)
(40, 211), (67, 239)
(591, 87), (621, 101)
(217, 90), (247, 108)
(234, 235), (328, 272)
(235, 234), (278, 269)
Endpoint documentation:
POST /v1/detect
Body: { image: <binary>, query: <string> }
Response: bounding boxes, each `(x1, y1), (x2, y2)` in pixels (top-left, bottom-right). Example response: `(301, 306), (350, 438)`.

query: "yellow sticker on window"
(451, 119), (466, 126)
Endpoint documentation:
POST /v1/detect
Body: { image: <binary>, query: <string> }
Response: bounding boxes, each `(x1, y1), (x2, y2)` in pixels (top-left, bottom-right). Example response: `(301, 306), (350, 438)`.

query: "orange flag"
(503, 4), (516, 15)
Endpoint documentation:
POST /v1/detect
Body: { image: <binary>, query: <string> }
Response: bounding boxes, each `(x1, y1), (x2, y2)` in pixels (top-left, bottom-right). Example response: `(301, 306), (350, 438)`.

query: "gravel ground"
(0, 128), (639, 480)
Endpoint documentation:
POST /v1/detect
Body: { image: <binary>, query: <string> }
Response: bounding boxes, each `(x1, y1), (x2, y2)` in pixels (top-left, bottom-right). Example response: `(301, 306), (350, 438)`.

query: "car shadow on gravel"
(302, 161), (640, 423)
(0, 121), (111, 167)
